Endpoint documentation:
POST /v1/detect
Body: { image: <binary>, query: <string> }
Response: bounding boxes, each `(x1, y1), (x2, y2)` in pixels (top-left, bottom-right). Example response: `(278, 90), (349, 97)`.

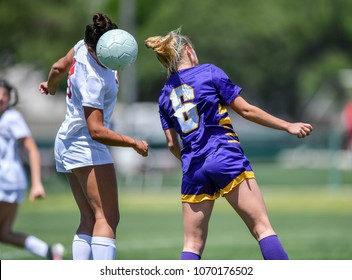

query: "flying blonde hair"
(145, 28), (194, 76)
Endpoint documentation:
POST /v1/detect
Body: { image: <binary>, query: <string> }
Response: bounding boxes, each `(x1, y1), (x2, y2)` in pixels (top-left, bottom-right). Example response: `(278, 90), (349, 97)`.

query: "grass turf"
(0, 164), (351, 260)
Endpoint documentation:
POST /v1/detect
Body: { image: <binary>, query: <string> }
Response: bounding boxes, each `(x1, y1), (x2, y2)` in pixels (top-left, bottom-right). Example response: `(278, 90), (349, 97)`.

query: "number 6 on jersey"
(170, 84), (199, 134)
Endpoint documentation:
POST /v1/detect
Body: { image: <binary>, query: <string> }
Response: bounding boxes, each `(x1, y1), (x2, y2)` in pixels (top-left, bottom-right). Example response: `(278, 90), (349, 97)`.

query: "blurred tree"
(136, 0), (352, 118)
(1, 0), (352, 118)
(0, 0), (95, 70)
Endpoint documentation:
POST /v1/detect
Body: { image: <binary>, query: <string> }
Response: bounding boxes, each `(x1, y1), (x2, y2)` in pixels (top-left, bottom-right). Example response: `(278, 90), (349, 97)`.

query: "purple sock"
(180, 251), (201, 260)
(259, 235), (289, 260)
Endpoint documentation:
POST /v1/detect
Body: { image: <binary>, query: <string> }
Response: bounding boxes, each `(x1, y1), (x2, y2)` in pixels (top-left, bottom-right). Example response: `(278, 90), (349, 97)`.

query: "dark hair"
(0, 79), (18, 107)
(84, 13), (118, 51)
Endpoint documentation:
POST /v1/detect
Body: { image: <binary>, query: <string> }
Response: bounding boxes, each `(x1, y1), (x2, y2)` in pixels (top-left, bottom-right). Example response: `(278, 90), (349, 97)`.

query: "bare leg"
(0, 202), (27, 247)
(0, 201), (58, 259)
(67, 164), (119, 259)
(66, 173), (95, 236)
(181, 200), (215, 258)
(225, 178), (288, 259)
(224, 178), (275, 240)
(70, 164), (119, 238)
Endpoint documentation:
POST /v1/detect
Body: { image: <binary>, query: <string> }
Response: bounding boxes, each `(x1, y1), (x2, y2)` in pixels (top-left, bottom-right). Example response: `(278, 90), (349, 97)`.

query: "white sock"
(91, 236), (116, 260)
(24, 235), (49, 258)
(72, 234), (92, 260)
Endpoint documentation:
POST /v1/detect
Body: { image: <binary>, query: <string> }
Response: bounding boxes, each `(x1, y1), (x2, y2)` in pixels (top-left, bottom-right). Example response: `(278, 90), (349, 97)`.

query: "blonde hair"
(145, 28), (193, 76)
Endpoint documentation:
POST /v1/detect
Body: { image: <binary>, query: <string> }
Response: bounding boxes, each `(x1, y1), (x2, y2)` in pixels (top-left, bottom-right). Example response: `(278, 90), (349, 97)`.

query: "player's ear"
(185, 45), (197, 64)
(185, 45), (192, 57)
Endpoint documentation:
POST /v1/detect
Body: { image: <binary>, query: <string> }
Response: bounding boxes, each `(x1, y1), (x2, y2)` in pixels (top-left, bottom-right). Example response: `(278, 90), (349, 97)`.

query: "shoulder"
(74, 40), (86, 52)
(73, 40), (89, 65)
(190, 64), (224, 77)
(196, 63), (220, 71)
(1, 109), (30, 137)
(205, 64), (231, 81)
(1, 108), (23, 122)
(206, 63), (226, 73)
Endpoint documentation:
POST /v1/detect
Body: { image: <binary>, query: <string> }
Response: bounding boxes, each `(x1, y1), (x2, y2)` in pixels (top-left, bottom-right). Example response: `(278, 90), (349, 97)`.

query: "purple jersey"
(159, 64), (254, 203)
(159, 64), (241, 163)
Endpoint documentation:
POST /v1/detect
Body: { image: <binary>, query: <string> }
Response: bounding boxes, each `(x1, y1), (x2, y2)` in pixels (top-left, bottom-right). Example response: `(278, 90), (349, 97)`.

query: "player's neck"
(178, 61), (198, 71)
(178, 50), (198, 71)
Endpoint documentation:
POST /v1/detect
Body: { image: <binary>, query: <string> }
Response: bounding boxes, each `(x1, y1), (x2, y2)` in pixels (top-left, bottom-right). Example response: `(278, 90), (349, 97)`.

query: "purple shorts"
(181, 144), (255, 203)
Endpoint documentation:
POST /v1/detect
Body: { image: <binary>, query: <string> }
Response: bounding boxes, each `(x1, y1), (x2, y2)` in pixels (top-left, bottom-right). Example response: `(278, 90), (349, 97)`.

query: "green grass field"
(1, 163), (351, 260)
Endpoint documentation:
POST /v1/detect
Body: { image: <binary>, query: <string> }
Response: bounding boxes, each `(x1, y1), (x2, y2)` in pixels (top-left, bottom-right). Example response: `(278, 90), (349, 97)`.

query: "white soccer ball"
(96, 29), (138, 71)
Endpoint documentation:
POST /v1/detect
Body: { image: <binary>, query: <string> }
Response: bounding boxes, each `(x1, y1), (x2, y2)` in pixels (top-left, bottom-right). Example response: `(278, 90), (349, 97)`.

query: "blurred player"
(145, 28), (313, 260)
(39, 13), (148, 260)
(342, 101), (352, 150)
(0, 79), (64, 259)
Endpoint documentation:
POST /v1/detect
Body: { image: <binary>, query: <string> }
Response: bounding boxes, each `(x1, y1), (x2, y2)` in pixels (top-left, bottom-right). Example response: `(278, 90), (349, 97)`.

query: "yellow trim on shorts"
(181, 171), (255, 203)
(220, 171), (255, 197)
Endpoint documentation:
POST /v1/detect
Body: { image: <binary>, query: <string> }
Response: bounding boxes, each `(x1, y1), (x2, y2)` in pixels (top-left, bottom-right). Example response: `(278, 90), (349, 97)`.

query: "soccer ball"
(96, 29), (138, 71)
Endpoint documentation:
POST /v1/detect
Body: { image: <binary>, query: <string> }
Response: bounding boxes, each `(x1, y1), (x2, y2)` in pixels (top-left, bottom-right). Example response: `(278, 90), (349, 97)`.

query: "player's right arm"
(163, 128), (181, 160)
(39, 48), (74, 95)
(84, 106), (149, 157)
(20, 136), (46, 202)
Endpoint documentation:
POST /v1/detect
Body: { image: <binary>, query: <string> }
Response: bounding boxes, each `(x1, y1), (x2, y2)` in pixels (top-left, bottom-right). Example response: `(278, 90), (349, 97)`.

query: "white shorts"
(0, 189), (26, 204)
(54, 134), (114, 173)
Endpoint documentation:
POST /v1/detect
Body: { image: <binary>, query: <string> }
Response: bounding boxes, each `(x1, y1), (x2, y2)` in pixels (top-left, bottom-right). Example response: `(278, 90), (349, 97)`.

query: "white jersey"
(54, 40), (119, 172)
(57, 40), (119, 140)
(0, 108), (30, 190)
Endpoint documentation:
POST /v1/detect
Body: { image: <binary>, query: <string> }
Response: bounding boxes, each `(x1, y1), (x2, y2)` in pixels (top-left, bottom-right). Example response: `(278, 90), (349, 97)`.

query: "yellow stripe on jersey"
(223, 125), (233, 130)
(219, 116), (232, 126)
(181, 171), (256, 203)
(226, 132), (238, 138)
(218, 103), (227, 115)
(226, 132), (239, 143)
(228, 140), (240, 143)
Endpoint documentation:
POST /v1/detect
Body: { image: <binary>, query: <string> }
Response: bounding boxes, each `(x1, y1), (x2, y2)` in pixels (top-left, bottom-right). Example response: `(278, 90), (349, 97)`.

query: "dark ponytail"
(84, 13), (118, 51)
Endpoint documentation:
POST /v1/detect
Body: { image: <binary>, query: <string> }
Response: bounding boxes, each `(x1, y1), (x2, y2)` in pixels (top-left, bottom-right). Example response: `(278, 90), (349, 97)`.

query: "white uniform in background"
(0, 108), (30, 203)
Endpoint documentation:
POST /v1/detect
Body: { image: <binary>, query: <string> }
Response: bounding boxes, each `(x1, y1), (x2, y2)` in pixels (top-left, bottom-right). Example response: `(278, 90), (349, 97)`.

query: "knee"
(97, 210), (120, 232)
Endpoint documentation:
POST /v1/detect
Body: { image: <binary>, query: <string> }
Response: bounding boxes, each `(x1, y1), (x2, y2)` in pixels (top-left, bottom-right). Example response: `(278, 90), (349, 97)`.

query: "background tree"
(0, 0), (97, 69)
(1, 0), (352, 119)
(136, 0), (352, 118)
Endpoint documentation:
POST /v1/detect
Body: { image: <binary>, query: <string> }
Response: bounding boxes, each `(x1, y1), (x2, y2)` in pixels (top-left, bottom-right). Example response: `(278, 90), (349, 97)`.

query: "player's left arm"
(230, 95), (313, 138)
(21, 136), (46, 202)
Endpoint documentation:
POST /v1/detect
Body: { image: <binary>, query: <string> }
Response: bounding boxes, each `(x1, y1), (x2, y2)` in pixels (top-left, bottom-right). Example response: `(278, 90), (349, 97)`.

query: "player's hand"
(29, 183), (46, 202)
(287, 122), (313, 138)
(39, 82), (49, 95)
(134, 140), (149, 157)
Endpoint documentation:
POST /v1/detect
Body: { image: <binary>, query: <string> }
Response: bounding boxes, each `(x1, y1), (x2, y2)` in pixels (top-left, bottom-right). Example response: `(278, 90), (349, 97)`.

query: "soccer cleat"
(49, 243), (65, 260)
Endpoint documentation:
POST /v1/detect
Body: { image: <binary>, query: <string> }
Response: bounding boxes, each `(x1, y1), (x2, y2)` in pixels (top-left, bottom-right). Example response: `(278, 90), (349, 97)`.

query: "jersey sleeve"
(9, 111), (31, 140)
(211, 65), (242, 105)
(159, 106), (174, 130)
